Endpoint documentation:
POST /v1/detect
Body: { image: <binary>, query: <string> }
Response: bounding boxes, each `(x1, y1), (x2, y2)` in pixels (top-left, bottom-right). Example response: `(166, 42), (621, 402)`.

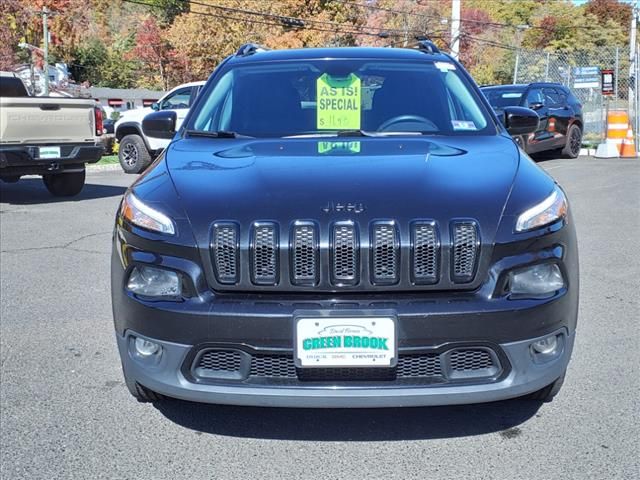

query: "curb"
(87, 163), (122, 172)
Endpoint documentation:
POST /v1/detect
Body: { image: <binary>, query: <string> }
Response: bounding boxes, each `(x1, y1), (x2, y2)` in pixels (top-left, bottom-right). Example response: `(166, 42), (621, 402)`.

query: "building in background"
(89, 87), (164, 119)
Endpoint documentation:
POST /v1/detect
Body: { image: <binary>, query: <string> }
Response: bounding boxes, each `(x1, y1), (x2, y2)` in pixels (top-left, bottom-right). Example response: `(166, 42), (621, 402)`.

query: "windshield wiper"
(184, 129), (251, 139)
(336, 129), (376, 137)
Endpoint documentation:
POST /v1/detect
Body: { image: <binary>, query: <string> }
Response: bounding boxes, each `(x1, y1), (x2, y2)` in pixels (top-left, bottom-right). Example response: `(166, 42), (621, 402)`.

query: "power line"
(331, 0), (596, 33)
(180, 0), (442, 39)
(124, 0), (401, 39)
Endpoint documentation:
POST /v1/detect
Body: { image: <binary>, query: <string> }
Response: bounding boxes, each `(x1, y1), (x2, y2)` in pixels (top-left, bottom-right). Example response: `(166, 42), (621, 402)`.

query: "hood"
(166, 135), (519, 246)
(115, 107), (152, 126)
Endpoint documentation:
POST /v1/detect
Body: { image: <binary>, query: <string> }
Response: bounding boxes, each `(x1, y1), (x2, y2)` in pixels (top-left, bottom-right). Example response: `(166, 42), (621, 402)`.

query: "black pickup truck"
(112, 43), (578, 408)
(0, 72), (103, 196)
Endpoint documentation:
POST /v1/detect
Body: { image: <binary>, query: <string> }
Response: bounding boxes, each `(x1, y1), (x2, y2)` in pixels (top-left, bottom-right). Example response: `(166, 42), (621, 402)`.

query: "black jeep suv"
(481, 83), (583, 158)
(111, 43), (578, 407)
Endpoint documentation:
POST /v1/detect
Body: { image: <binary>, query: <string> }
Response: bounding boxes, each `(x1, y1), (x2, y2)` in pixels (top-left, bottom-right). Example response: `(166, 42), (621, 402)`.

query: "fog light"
(530, 333), (563, 363)
(127, 265), (181, 297)
(509, 263), (564, 297)
(532, 335), (558, 355)
(135, 337), (161, 357)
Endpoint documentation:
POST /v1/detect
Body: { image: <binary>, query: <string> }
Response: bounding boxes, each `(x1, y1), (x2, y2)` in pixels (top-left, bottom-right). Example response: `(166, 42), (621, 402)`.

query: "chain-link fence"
(513, 46), (639, 148)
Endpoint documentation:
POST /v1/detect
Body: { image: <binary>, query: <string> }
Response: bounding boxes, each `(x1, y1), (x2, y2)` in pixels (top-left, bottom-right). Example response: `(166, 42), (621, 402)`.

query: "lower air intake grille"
(250, 355), (297, 378)
(291, 222), (318, 286)
(251, 223), (278, 285)
(332, 222), (359, 285)
(452, 221), (479, 283)
(396, 353), (441, 377)
(412, 222), (439, 284)
(192, 348), (502, 383)
(198, 350), (242, 372)
(211, 223), (239, 284)
(371, 222), (399, 284)
(449, 349), (494, 371)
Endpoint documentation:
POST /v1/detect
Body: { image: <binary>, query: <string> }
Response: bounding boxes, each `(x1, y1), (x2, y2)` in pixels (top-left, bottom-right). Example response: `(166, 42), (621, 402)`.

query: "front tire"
(527, 371), (566, 402)
(562, 124), (582, 159)
(118, 134), (152, 174)
(132, 383), (165, 403)
(42, 170), (86, 197)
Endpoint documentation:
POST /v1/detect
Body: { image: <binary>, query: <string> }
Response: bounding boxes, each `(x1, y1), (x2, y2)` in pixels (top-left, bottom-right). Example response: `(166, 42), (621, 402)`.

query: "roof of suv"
(226, 46), (453, 65)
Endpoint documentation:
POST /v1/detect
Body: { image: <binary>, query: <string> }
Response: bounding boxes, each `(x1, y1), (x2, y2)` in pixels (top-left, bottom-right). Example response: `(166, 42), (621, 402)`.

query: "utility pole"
(450, 0), (461, 60)
(42, 6), (50, 96)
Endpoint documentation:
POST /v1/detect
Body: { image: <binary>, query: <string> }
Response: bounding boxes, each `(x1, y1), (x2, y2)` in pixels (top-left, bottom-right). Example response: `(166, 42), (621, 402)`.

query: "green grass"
(97, 155), (119, 165)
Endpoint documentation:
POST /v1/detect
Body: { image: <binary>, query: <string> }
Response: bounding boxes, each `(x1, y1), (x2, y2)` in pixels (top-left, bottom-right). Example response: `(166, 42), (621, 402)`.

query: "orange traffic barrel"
(607, 111), (630, 152)
(620, 128), (638, 158)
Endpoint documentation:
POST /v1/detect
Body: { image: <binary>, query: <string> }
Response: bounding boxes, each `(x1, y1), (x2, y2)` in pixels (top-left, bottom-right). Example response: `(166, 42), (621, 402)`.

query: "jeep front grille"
(209, 219), (483, 291)
(371, 221), (399, 285)
(251, 222), (278, 285)
(291, 222), (318, 286)
(331, 222), (359, 285)
(411, 221), (439, 284)
(451, 221), (480, 283)
(211, 222), (239, 284)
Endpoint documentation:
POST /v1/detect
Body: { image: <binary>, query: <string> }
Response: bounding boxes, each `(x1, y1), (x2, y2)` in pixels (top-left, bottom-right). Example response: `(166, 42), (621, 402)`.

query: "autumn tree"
(130, 16), (173, 89)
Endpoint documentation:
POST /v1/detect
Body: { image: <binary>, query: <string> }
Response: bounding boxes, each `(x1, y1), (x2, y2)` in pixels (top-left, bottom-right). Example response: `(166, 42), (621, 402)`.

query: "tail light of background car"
(94, 107), (103, 136)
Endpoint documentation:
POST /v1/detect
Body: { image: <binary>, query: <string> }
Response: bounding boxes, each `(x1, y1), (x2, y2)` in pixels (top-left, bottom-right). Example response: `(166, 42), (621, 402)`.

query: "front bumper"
(117, 328), (574, 408)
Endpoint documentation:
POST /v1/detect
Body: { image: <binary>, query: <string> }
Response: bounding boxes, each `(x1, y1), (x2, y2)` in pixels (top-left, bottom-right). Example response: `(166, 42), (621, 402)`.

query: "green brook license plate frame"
(293, 311), (397, 369)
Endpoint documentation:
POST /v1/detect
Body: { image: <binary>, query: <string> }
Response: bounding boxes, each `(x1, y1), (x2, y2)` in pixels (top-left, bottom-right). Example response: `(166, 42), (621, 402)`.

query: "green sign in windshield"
(316, 73), (361, 130)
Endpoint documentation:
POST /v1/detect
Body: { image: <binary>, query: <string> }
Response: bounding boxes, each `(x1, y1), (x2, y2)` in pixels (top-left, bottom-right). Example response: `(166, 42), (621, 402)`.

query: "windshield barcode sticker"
(452, 120), (477, 131)
(435, 61), (456, 72)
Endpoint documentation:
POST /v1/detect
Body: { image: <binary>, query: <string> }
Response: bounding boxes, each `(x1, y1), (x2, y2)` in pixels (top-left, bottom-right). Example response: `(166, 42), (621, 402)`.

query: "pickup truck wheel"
(527, 371), (566, 402)
(42, 170), (86, 197)
(119, 134), (152, 174)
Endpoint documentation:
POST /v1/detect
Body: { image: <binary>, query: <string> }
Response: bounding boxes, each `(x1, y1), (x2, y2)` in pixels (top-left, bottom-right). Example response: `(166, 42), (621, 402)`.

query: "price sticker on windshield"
(316, 73), (361, 130)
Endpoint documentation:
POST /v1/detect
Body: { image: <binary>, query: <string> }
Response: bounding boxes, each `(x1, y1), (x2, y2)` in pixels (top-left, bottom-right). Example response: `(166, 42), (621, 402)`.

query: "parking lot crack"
(0, 231), (111, 254)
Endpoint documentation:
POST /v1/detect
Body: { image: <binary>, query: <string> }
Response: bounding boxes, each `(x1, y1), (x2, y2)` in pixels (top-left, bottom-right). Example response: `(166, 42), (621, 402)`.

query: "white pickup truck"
(115, 81), (204, 173)
(0, 72), (104, 196)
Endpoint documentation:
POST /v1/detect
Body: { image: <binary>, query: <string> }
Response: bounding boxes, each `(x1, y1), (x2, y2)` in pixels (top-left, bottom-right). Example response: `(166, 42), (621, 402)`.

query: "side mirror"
(150, 102), (160, 111)
(142, 110), (177, 139)
(502, 106), (539, 136)
(528, 102), (544, 111)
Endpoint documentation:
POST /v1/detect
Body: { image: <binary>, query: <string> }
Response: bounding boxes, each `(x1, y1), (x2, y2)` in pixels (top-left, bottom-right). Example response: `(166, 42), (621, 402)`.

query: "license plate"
(39, 146), (60, 159)
(294, 316), (396, 368)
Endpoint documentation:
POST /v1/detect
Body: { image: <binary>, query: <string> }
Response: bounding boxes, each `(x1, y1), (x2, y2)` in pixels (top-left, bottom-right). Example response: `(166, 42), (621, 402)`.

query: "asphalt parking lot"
(1, 156), (638, 480)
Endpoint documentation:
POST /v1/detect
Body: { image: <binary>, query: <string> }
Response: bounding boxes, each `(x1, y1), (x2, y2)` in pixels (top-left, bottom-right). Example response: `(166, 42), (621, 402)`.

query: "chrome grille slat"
(411, 221), (439, 284)
(371, 221), (399, 285)
(331, 222), (359, 285)
(251, 222), (278, 285)
(291, 222), (318, 286)
(211, 222), (239, 284)
(451, 221), (479, 283)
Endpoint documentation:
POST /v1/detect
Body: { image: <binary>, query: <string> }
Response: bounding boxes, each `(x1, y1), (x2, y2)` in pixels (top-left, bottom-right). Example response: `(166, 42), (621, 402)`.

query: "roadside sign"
(573, 66), (600, 89)
(601, 69), (615, 96)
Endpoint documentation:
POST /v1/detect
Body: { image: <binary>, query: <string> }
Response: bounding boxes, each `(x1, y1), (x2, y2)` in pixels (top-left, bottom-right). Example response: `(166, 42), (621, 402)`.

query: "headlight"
(121, 192), (175, 235)
(127, 265), (181, 297)
(509, 263), (564, 297)
(515, 188), (567, 232)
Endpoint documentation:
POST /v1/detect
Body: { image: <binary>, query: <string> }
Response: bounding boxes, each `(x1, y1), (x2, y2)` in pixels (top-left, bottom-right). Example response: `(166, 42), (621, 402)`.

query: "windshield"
(189, 59), (494, 137)
(481, 87), (525, 109)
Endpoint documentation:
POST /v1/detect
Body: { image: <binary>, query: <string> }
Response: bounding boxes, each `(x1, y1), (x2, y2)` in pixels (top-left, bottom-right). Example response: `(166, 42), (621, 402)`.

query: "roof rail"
(235, 43), (269, 57)
(416, 39), (440, 54)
